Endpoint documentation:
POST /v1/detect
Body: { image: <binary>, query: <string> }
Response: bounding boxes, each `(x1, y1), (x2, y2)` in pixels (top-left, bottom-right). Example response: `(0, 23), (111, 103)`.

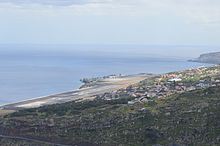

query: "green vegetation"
(0, 138), (52, 146)
(1, 66), (220, 146)
(0, 86), (220, 146)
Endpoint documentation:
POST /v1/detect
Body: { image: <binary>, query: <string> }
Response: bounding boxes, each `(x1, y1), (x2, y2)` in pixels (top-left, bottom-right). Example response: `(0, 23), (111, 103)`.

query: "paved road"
(1, 74), (153, 110)
(0, 74), (153, 145)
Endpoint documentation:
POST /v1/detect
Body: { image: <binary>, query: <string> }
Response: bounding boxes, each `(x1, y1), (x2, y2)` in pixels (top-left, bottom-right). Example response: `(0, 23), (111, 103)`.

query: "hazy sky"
(0, 0), (220, 45)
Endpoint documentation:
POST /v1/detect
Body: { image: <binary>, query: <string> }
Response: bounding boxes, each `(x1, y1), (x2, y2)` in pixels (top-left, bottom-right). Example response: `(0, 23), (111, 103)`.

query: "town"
(99, 65), (220, 104)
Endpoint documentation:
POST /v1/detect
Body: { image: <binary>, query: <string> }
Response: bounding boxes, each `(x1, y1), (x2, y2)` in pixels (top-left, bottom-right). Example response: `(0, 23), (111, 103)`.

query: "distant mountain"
(190, 52), (220, 64)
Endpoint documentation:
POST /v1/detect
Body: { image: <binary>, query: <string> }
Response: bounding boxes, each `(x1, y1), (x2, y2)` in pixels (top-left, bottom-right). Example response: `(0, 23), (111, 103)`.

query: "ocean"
(0, 45), (216, 105)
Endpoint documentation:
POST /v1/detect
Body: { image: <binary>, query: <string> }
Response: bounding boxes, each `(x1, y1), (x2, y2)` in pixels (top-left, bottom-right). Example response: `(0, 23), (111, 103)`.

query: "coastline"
(0, 89), (79, 108)
(0, 73), (153, 114)
(0, 62), (215, 115)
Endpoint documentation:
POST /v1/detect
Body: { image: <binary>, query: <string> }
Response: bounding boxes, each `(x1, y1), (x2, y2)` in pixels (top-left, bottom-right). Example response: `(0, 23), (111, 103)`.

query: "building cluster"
(99, 66), (220, 104)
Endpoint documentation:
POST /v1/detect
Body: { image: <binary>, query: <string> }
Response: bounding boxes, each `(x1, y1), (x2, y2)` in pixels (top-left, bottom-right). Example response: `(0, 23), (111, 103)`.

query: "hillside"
(0, 66), (220, 146)
(191, 52), (220, 64)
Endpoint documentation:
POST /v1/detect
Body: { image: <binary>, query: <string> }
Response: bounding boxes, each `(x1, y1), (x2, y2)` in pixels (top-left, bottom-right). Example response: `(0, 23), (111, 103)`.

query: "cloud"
(1, 0), (220, 26)
(0, 0), (116, 6)
(131, 0), (220, 26)
(163, 0), (220, 26)
(0, 0), (89, 6)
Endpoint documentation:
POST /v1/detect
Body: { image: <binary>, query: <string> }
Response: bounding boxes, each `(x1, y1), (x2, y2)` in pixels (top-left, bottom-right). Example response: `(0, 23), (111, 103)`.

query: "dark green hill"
(0, 86), (220, 146)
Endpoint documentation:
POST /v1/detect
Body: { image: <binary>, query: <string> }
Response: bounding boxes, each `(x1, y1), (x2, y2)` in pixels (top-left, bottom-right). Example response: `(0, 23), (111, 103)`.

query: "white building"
(168, 78), (182, 82)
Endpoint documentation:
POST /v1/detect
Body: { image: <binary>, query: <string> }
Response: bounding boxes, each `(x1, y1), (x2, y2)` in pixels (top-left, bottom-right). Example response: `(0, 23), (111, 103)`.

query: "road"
(1, 74), (153, 111)
(0, 74), (153, 145)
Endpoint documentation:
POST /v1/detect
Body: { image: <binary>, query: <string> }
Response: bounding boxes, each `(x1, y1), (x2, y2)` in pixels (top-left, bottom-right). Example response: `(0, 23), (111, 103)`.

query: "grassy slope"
(0, 138), (52, 146)
(0, 86), (220, 146)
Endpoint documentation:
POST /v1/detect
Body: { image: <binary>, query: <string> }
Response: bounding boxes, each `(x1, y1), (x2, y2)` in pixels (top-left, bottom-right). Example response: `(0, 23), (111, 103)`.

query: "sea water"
(0, 45), (216, 105)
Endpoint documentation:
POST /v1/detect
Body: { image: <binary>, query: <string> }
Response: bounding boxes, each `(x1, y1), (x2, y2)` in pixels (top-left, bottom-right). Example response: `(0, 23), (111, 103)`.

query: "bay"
(0, 45), (213, 105)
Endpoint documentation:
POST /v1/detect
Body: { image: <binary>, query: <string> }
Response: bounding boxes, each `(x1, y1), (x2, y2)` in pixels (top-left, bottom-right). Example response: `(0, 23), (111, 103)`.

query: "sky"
(0, 0), (220, 45)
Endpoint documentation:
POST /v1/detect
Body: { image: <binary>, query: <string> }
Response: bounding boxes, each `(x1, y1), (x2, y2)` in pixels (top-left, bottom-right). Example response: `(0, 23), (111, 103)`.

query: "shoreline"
(0, 58), (211, 108)
(0, 73), (153, 112)
(0, 64), (215, 115)
(0, 89), (80, 108)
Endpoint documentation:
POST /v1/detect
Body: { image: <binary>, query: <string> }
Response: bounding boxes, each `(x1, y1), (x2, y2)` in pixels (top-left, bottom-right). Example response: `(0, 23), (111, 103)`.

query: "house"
(128, 101), (135, 105)
(187, 86), (196, 91)
(168, 78), (182, 82)
(139, 97), (148, 103)
(196, 83), (210, 88)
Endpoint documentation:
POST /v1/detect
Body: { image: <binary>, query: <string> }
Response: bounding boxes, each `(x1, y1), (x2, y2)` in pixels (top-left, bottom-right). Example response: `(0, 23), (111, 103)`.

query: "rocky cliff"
(191, 52), (220, 64)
